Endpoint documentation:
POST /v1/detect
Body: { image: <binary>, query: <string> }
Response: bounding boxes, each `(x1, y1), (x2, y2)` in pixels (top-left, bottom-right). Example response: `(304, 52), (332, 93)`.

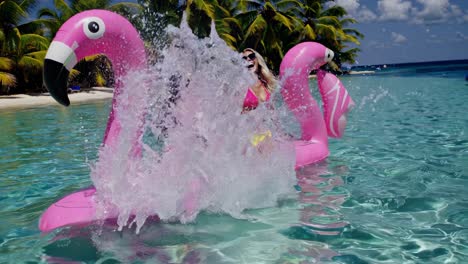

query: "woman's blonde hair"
(243, 48), (277, 93)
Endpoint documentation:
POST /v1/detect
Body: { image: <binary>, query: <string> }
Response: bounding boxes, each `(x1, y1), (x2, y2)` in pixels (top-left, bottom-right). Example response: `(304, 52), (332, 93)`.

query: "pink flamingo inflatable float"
(280, 42), (355, 168)
(40, 10), (354, 232)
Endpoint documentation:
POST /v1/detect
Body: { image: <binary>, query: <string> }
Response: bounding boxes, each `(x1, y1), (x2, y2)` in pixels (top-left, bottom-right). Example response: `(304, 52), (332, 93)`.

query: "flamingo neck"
(101, 52), (146, 148)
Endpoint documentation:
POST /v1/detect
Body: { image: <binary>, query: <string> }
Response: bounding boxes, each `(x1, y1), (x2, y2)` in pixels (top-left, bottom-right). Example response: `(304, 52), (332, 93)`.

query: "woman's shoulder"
(258, 78), (268, 88)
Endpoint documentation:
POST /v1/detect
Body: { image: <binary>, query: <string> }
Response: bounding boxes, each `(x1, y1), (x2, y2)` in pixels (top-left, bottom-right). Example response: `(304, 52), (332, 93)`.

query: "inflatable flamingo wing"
(317, 70), (355, 138)
(40, 10), (146, 232)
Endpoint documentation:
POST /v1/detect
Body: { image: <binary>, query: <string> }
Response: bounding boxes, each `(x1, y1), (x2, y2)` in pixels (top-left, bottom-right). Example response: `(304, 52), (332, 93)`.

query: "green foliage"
(138, 0), (363, 72)
(0, 0), (364, 94)
(0, 0), (49, 94)
(0, 57), (16, 93)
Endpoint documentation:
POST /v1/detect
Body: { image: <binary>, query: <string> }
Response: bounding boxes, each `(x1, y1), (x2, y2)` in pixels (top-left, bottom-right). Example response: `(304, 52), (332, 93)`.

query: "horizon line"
(352, 58), (468, 68)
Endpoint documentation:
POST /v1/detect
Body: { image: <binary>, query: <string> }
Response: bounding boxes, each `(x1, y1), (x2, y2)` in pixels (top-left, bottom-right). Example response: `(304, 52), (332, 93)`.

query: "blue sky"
(329, 0), (468, 65)
(34, 0), (468, 65)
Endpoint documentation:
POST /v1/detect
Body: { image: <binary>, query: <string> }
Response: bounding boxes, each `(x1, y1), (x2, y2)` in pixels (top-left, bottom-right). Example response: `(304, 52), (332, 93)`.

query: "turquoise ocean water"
(1, 61), (467, 263)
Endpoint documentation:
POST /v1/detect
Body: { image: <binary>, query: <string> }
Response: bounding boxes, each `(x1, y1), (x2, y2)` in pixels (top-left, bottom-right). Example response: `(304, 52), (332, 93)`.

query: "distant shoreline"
(309, 70), (375, 78)
(0, 87), (114, 111)
(352, 58), (468, 69)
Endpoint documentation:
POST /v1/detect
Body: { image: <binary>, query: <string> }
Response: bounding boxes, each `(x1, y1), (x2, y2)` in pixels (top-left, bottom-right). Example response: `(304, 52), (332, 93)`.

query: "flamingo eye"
(83, 17), (105, 39)
(325, 49), (334, 62)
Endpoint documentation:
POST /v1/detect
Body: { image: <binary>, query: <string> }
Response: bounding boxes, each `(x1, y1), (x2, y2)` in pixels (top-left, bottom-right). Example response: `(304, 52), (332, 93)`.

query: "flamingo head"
(280, 42), (334, 77)
(43, 10), (146, 106)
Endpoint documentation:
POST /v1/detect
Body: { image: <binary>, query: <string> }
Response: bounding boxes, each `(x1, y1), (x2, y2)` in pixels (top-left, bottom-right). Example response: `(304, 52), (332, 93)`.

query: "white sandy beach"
(1, 70), (375, 110)
(0, 87), (114, 110)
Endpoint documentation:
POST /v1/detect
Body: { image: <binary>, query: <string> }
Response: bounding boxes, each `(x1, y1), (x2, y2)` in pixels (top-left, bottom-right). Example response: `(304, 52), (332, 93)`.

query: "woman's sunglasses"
(242, 53), (256, 60)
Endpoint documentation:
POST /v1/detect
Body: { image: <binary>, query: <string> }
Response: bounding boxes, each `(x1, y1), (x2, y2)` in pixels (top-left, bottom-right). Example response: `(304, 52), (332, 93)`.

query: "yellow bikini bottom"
(250, 130), (272, 146)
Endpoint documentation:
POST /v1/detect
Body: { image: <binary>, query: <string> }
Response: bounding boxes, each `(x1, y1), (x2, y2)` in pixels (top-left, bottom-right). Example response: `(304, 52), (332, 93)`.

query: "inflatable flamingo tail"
(39, 188), (115, 232)
(317, 70), (355, 138)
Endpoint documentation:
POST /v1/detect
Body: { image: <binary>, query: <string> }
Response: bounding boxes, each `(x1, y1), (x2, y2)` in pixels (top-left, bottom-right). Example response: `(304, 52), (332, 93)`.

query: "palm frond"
(20, 34), (49, 53)
(344, 28), (364, 39)
(237, 0), (261, 13)
(70, 69), (80, 79)
(0, 57), (14, 71)
(316, 16), (341, 28)
(0, 28), (4, 44)
(301, 1), (321, 18)
(275, 0), (302, 14)
(340, 18), (357, 26)
(95, 72), (106, 86)
(315, 24), (337, 44)
(222, 17), (242, 29)
(35, 18), (61, 34)
(54, 0), (74, 17)
(301, 24), (316, 40)
(338, 48), (361, 64)
(234, 9), (259, 25)
(219, 33), (237, 49)
(215, 4), (231, 17)
(272, 12), (294, 31)
(244, 15), (267, 39)
(327, 60), (339, 71)
(18, 55), (43, 72)
(0, 72), (17, 87)
(3, 27), (21, 54)
(83, 54), (105, 62)
(341, 33), (360, 45)
(25, 50), (47, 61)
(18, 0), (38, 14)
(322, 5), (347, 17)
(0, 0), (27, 25)
(192, 0), (215, 19)
(17, 20), (44, 34)
(37, 7), (58, 18)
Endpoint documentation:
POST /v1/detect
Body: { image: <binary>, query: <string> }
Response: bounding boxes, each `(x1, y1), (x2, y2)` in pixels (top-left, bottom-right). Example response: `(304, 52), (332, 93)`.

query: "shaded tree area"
(136, 0), (364, 73)
(0, 0), (49, 94)
(0, 0), (363, 94)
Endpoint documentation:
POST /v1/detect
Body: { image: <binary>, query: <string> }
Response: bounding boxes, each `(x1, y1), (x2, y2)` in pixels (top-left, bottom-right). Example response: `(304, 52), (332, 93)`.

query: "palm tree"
(0, 0), (50, 94)
(296, 0), (363, 68)
(13, 33), (50, 93)
(235, 0), (303, 71)
(135, 0), (364, 71)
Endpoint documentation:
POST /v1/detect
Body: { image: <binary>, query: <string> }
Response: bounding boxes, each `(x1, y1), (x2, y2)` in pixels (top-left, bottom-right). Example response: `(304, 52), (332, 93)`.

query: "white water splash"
(90, 19), (297, 232)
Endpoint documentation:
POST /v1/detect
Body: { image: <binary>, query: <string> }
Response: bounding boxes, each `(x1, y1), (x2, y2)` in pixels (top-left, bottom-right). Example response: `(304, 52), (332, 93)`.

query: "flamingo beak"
(43, 41), (78, 106)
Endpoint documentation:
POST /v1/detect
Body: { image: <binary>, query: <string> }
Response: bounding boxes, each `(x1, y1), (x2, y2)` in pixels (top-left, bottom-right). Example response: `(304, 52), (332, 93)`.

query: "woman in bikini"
(241, 48), (277, 113)
(241, 49), (279, 152)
